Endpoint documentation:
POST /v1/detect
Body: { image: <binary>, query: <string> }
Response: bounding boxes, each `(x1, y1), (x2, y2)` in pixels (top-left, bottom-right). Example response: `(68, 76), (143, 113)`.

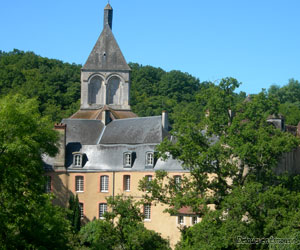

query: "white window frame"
(73, 152), (83, 167)
(75, 176), (84, 192)
(177, 215), (184, 225)
(99, 203), (107, 219)
(45, 176), (51, 193)
(79, 202), (84, 218)
(124, 175), (130, 191)
(145, 152), (154, 167)
(191, 216), (198, 225)
(100, 175), (109, 192)
(123, 152), (132, 168)
(144, 204), (151, 221)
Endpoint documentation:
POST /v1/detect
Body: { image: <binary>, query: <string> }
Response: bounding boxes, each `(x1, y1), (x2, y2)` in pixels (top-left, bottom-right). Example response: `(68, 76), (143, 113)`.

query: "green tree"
(278, 102), (300, 126)
(177, 180), (300, 250)
(79, 195), (170, 250)
(139, 80), (300, 249)
(129, 62), (203, 122)
(268, 79), (300, 126)
(0, 49), (81, 122)
(68, 194), (81, 233)
(79, 219), (118, 250)
(0, 94), (72, 249)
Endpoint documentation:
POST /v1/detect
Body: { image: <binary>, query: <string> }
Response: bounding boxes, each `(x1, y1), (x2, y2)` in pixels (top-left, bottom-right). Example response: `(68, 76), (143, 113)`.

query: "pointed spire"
(104, 3), (113, 30)
(82, 3), (130, 71)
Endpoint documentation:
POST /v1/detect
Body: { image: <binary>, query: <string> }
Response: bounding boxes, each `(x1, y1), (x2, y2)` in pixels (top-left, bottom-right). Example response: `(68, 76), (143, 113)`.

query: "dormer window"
(73, 152), (83, 167)
(123, 152), (133, 168)
(146, 152), (154, 168)
(75, 155), (81, 166)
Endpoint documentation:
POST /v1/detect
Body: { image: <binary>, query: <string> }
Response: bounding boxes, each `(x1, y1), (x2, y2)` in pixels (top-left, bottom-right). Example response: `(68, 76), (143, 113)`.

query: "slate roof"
(62, 119), (104, 145)
(100, 116), (164, 144)
(82, 24), (130, 71)
(67, 144), (185, 172)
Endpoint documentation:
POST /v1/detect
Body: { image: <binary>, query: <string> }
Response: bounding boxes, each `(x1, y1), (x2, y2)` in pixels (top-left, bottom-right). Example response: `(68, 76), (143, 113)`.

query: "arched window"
(107, 76), (121, 105)
(88, 75), (102, 104)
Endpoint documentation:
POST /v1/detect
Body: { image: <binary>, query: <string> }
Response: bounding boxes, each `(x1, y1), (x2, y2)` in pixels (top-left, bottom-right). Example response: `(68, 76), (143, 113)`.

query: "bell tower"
(80, 4), (131, 110)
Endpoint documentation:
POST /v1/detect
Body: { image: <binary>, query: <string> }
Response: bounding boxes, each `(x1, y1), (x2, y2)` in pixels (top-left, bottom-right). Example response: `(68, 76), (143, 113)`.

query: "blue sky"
(1, 0), (300, 94)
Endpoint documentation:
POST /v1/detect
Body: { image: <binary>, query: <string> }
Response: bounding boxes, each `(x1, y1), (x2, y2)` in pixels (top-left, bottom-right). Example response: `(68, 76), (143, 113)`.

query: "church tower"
(80, 4), (131, 110)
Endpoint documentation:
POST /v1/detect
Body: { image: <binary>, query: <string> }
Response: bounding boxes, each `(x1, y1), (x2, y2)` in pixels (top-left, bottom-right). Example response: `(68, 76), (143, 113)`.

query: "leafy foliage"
(68, 194), (81, 233)
(177, 180), (300, 250)
(0, 94), (73, 249)
(268, 79), (300, 125)
(0, 49), (81, 122)
(129, 63), (206, 123)
(79, 195), (170, 250)
(79, 220), (118, 250)
(139, 79), (300, 249)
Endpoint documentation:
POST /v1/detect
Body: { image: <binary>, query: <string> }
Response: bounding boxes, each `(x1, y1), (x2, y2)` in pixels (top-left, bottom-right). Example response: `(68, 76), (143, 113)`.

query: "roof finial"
(104, 2), (113, 30)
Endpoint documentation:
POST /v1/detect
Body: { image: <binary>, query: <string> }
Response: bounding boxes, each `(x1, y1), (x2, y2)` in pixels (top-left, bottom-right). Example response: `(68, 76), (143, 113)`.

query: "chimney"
(104, 3), (113, 30)
(54, 123), (66, 168)
(101, 108), (111, 125)
(162, 111), (169, 131)
(267, 115), (285, 131)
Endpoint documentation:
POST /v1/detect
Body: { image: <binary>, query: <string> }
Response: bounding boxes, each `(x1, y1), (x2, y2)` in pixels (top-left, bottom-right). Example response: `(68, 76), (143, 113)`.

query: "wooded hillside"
(0, 49), (299, 125)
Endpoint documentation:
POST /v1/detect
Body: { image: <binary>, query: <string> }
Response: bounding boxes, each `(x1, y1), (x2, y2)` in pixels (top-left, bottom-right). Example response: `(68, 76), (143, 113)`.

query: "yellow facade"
(48, 170), (196, 248)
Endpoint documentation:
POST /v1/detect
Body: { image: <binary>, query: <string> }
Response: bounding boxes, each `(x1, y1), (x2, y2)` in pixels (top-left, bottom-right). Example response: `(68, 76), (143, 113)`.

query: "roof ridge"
(109, 116), (161, 122)
(82, 24), (130, 71)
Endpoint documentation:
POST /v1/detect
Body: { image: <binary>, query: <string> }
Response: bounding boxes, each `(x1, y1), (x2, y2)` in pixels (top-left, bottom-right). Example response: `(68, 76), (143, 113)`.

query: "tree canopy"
(139, 79), (300, 249)
(0, 94), (73, 249)
(268, 79), (300, 125)
(79, 195), (170, 250)
(0, 49), (81, 122)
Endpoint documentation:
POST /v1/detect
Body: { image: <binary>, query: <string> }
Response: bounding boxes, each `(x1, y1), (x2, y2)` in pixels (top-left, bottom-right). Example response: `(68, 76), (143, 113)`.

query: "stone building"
(43, 4), (193, 247)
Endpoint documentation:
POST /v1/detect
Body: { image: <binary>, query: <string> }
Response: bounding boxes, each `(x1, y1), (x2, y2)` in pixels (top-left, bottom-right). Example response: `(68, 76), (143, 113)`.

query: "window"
(174, 175), (181, 189)
(145, 175), (152, 191)
(146, 152), (154, 167)
(75, 155), (81, 166)
(178, 215), (184, 225)
(107, 76), (121, 105)
(144, 204), (151, 220)
(75, 176), (84, 192)
(88, 75), (102, 104)
(146, 175), (152, 182)
(73, 152), (83, 167)
(100, 175), (109, 192)
(124, 152), (132, 167)
(174, 175), (181, 185)
(191, 216), (198, 225)
(123, 175), (130, 191)
(79, 203), (84, 218)
(45, 176), (51, 193)
(99, 203), (107, 219)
